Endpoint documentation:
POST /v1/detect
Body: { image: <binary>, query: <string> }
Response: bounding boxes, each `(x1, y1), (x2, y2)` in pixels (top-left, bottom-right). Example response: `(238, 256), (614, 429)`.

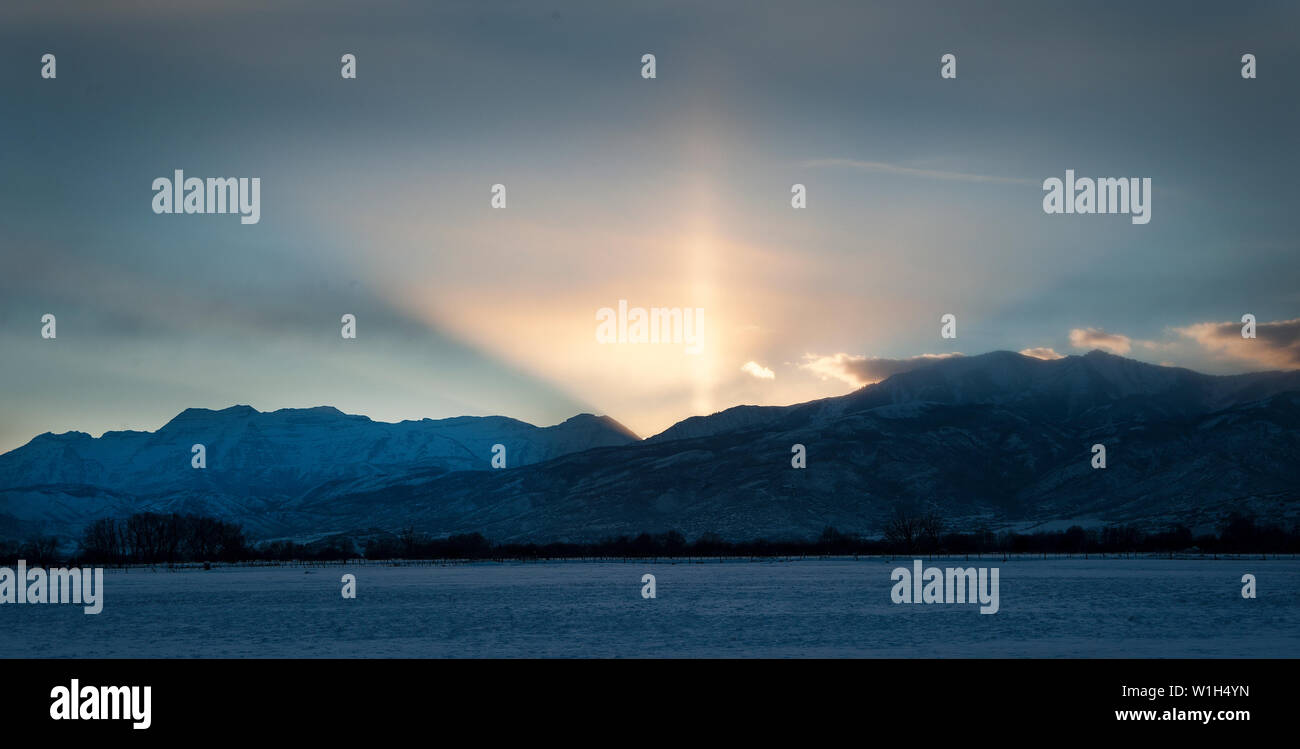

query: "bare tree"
(918, 509), (946, 553)
(20, 535), (60, 566)
(885, 505), (920, 554)
(399, 525), (417, 557)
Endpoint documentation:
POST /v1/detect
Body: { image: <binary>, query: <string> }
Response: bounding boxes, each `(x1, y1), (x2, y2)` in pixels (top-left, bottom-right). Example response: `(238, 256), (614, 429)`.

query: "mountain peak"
(159, 405), (258, 431)
(265, 405), (366, 423)
(273, 406), (343, 415)
(556, 413), (641, 441)
(30, 430), (93, 443)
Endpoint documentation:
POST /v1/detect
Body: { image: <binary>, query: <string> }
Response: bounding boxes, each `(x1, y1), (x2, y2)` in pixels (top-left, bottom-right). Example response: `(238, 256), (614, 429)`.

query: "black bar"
(0, 658), (1286, 738)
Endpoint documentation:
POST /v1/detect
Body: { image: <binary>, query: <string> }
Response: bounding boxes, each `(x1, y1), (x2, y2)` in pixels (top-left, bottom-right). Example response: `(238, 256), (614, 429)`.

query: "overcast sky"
(1, 0), (1297, 451)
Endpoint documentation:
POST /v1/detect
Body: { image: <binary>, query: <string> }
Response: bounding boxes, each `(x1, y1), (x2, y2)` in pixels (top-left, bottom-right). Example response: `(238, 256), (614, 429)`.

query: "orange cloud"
(1175, 318), (1300, 370)
(1068, 327), (1131, 355)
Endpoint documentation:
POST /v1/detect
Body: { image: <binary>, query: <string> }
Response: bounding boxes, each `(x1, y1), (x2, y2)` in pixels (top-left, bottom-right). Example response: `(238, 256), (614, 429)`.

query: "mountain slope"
(301, 351), (1300, 541)
(2, 351), (1297, 544)
(0, 406), (639, 539)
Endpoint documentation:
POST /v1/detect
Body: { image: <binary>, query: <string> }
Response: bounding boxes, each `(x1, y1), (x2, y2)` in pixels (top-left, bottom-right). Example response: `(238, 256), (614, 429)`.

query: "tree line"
(76, 512), (249, 564)
(0, 508), (1296, 565)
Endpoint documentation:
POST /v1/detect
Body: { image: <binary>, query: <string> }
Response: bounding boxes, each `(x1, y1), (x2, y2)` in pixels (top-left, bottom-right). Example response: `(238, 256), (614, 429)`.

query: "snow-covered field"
(2, 559), (1296, 657)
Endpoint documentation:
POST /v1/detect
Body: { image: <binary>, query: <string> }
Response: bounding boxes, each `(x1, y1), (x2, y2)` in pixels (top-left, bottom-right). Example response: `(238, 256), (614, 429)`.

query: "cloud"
(1019, 347), (1064, 360)
(1068, 327), (1132, 355)
(801, 352), (962, 387)
(740, 361), (775, 380)
(803, 158), (1034, 185)
(1174, 317), (1300, 369)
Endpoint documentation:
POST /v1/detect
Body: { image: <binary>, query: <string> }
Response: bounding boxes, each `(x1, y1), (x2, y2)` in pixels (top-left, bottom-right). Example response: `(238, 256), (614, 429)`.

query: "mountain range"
(2, 350), (1297, 544)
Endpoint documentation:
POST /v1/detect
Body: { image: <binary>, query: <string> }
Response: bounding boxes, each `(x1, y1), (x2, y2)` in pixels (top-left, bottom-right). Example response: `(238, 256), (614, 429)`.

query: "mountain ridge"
(2, 350), (1297, 543)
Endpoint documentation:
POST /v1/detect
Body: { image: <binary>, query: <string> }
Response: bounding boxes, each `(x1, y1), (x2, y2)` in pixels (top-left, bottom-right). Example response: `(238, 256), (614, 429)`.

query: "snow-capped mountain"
(2, 350), (1297, 544)
(0, 406), (638, 539)
(282, 351), (1300, 542)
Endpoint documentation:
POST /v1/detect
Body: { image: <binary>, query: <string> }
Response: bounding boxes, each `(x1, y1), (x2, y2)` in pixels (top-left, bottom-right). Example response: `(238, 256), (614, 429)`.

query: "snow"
(1, 558), (1294, 657)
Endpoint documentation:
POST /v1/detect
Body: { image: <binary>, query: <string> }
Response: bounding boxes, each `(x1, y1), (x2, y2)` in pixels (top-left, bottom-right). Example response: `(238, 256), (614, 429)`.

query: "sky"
(1, 0), (1298, 452)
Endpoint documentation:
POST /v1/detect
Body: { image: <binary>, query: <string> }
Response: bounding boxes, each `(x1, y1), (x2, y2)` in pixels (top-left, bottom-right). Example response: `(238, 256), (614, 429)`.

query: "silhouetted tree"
(885, 505), (921, 554)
